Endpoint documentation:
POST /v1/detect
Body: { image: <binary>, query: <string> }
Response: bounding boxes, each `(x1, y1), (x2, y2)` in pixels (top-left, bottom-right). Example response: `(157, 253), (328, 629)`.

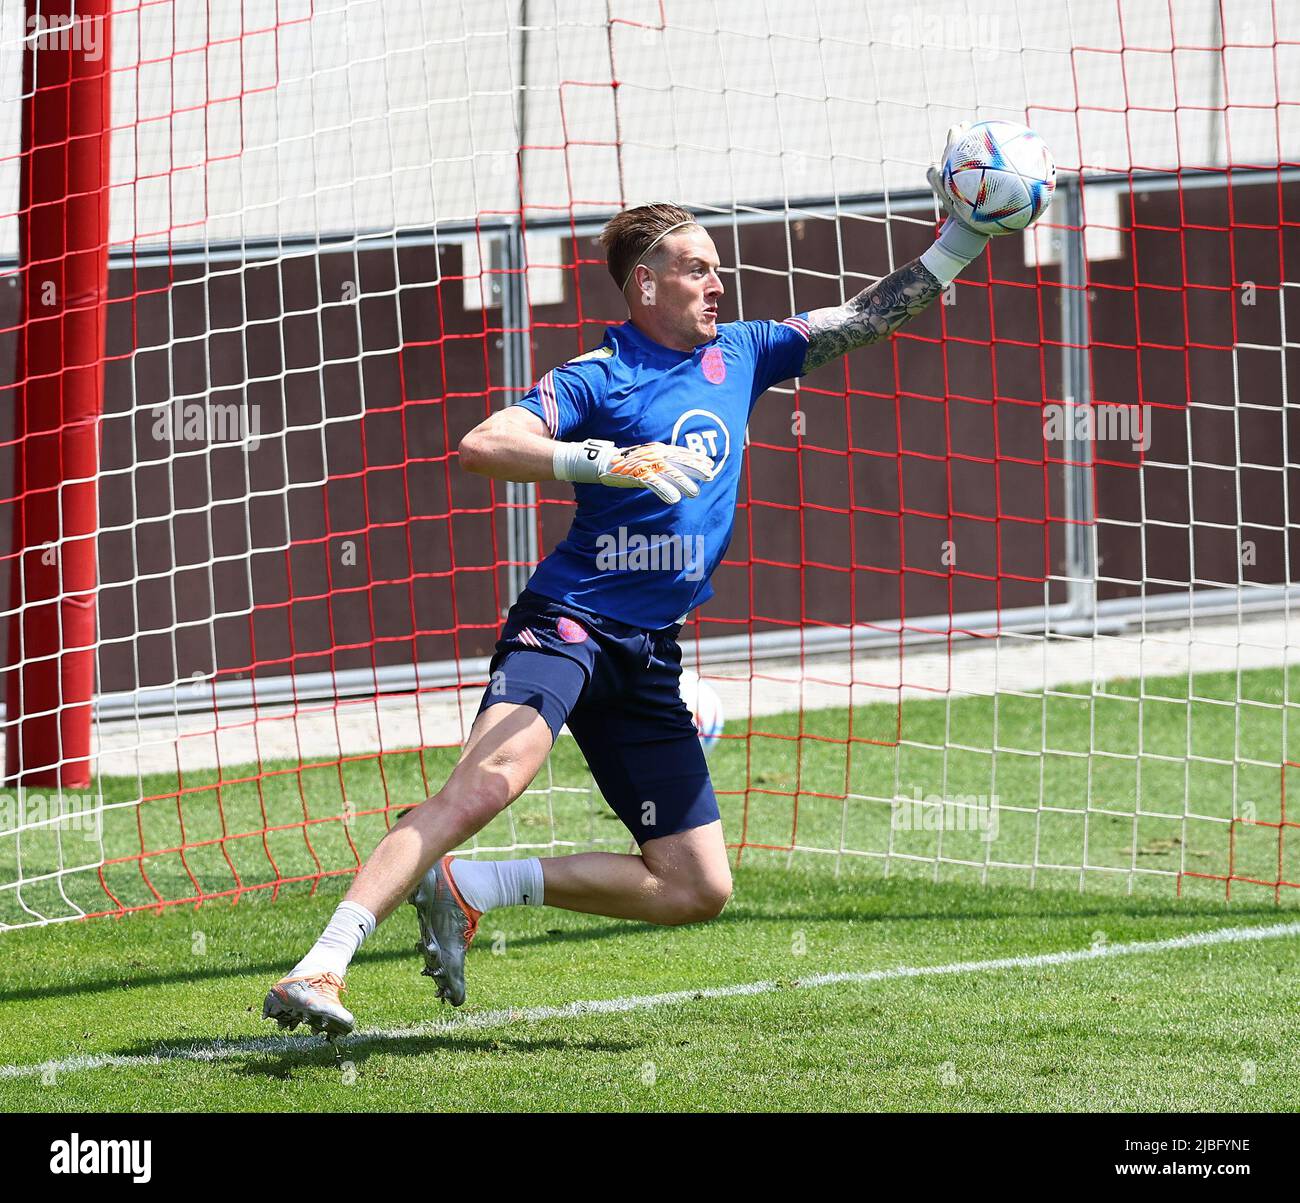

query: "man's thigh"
(436, 700), (556, 816)
(453, 634), (593, 807)
(476, 644), (589, 745)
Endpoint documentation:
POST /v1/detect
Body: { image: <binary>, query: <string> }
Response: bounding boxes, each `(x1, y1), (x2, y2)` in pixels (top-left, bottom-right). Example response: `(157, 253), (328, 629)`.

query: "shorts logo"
(700, 346), (726, 384)
(556, 617), (588, 643)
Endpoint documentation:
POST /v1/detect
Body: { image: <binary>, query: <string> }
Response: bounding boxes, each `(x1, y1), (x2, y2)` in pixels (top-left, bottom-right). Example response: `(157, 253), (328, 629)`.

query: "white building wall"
(0, 0), (1293, 256)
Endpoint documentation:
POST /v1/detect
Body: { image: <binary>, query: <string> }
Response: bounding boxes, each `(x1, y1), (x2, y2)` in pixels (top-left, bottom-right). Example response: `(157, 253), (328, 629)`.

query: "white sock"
(448, 856), (544, 914)
(290, 900), (376, 980)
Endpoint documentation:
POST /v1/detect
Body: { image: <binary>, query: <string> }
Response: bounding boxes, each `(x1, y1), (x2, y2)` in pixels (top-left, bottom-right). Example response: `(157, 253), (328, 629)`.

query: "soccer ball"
(940, 120), (1056, 234)
(678, 667), (725, 756)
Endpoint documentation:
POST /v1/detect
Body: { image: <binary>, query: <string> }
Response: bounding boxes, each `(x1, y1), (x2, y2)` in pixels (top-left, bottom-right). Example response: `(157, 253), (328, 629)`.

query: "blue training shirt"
(514, 315), (810, 630)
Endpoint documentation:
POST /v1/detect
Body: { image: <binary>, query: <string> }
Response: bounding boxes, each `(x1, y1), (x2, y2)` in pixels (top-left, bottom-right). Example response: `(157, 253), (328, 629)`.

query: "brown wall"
(0, 176), (1295, 697)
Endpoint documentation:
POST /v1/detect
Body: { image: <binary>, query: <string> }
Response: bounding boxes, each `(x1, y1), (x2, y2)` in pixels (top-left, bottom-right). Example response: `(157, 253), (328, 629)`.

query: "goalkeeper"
(264, 127), (998, 1037)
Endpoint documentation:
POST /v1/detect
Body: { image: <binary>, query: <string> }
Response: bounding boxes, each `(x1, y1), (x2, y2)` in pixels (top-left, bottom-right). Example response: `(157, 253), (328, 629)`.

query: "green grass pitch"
(1, 662), (1297, 1111)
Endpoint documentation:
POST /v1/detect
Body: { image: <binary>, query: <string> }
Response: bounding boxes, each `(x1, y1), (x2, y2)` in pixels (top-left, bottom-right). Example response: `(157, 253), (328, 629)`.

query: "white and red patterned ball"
(941, 120), (1056, 234)
(678, 667), (725, 756)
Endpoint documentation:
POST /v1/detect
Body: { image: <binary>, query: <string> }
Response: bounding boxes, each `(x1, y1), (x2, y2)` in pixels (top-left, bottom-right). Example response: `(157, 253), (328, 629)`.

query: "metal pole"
(501, 1), (538, 611)
(500, 225), (538, 606)
(1057, 172), (1097, 625)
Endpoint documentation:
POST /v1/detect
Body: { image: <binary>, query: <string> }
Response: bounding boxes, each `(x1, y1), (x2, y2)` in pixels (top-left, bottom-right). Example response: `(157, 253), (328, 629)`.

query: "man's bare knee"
(658, 873), (733, 925)
(394, 705), (550, 834)
(441, 767), (517, 824)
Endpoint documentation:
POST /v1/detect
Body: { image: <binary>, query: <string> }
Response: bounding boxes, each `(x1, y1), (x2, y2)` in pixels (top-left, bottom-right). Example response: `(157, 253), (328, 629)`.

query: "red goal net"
(2, 0), (1296, 930)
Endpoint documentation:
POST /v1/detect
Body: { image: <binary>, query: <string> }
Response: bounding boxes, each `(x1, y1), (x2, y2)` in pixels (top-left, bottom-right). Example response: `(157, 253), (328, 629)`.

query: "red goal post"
(4, 0), (111, 789)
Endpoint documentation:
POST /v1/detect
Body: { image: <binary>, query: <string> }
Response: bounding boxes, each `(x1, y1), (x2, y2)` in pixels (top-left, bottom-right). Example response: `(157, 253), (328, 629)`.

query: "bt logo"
(671, 408), (730, 474)
(681, 429), (721, 458)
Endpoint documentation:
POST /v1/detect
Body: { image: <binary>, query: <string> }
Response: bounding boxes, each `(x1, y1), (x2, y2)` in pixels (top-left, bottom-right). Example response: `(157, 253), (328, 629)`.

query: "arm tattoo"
(801, 258), (944, 374)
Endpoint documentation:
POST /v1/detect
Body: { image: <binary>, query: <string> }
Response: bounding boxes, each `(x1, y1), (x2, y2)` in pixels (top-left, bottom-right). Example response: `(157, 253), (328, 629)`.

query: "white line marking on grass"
(3, 919), (1297, 1081)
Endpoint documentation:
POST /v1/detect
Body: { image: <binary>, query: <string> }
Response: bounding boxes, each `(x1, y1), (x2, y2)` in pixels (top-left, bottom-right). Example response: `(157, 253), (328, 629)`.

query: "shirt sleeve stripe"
(781, 316), (811, 340)
(538, 371), (559, 435)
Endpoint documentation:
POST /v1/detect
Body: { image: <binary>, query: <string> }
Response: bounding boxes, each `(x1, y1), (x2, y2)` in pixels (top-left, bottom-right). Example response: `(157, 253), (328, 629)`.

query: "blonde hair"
(598, 202), (700, 293)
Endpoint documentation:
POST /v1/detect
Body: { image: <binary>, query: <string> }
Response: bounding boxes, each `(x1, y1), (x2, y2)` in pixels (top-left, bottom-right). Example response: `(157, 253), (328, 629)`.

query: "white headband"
(620, 220), (697, 293)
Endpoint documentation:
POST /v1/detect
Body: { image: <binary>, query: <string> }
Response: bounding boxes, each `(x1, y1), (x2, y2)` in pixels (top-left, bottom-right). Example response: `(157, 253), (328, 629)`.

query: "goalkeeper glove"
(553, 438), (716, 505)
(920, 122), (994, 287)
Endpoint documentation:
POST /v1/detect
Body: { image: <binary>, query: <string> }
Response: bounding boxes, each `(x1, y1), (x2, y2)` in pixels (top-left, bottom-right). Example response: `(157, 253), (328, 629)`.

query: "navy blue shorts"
(476, 588), (719, 845)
